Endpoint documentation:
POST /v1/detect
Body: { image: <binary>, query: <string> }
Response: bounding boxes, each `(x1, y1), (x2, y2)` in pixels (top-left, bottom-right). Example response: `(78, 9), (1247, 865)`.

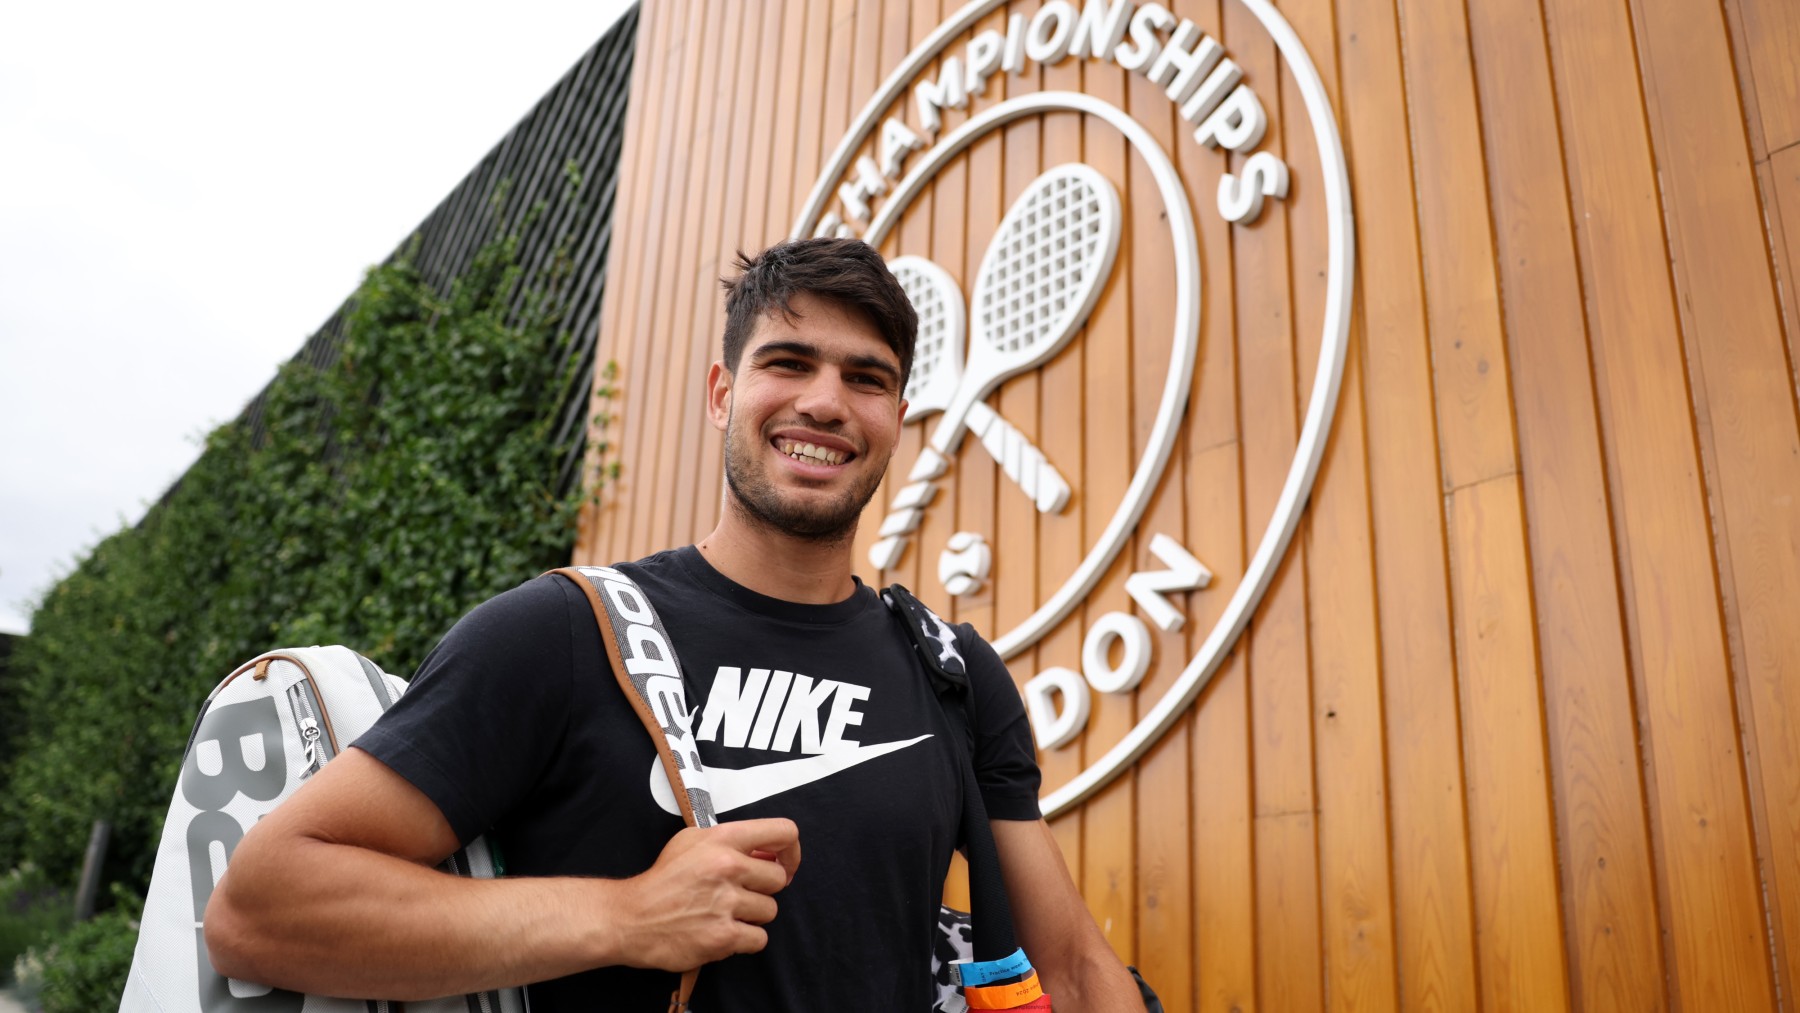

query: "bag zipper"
(285, 678), (336, 778)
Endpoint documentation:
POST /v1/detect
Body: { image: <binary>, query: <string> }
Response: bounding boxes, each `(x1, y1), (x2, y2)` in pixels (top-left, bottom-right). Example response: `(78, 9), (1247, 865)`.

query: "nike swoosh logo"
(648, 735), (934, 816)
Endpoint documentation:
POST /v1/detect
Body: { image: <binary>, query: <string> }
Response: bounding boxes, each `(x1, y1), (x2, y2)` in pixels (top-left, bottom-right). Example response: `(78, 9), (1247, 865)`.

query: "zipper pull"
(299, 717), (323, 778)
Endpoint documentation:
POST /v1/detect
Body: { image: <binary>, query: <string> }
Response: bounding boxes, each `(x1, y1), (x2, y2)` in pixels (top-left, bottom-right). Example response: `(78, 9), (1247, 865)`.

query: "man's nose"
(793, 372), (850, 423)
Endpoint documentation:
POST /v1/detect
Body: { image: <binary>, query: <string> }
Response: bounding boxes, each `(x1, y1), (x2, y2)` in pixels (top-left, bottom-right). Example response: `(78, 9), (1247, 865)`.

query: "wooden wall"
(575, 0), (1800, 1008)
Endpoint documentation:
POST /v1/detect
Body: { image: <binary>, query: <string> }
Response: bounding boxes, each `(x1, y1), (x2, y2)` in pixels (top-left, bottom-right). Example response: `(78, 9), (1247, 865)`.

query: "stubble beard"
(722, 407), (887, 546)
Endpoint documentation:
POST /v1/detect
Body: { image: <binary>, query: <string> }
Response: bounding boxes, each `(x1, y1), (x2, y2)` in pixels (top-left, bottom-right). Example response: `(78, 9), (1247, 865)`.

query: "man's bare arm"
(991, 817), (1141, 1011)
(205, 747), (799, 1000)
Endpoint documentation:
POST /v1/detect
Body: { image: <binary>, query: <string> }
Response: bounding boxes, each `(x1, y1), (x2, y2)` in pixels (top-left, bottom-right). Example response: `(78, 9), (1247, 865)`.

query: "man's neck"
(694, 507), (860, 606)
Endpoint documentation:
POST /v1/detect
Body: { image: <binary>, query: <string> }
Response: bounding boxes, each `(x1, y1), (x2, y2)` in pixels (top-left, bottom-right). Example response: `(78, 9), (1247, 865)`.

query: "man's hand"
(609, 818), (802, 972)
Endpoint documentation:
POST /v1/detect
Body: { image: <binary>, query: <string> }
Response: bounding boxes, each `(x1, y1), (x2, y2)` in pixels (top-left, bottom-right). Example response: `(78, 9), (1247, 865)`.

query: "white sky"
(0, 1), (635, 635)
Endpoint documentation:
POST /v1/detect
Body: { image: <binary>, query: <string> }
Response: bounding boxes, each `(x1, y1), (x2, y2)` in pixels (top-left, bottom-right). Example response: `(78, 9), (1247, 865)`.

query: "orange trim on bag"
(964, 970), (1044, 1009)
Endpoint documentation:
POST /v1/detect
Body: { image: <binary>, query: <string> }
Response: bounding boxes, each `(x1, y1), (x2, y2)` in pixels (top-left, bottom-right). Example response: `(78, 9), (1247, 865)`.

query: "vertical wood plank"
(1445, 476), (1573, 1012)
(951, 3), (1010, 645)
(653, 0), (733, 551)
(916, 122), (965, 616)
(1168, 3), (1257, 1005)
(761, 0), (813, 248)
(786, 0), (836, 222)
(1120, 24), (1192, 1004)
(1632, 0), (1800, 996)
(1188, 468), (1254, 1013)
(981, 9), (1041, 931)
(1542, 0), (1778, 1003)
(622, 0), (712, 559)
(817, 0), (861, 194)
(1266, 0), (1404, 1006)
(1729, 0), (1800, 154)
(735, 1), (790, 253)
(1222, 1), (1323, 1006)
(987, 19), (1039, 755)
(1770, 146), (1800, 401)
(1305, 334), (1399, 1013)
(1074, 48), (1139, 968)
(1392, 0), (1516, 492)
(1334, 0), (1482, 1003)
(665, 0), (749, 549)
(1038, 21), (1088, 889)
(579, 4), (666, 563)
(1466, 0), (1669, 1006)
(589, 3), (681, 564)
(595, 0), (672, 558)
(1396, 0), (1574, 1002)
(691, 0), (792, 537)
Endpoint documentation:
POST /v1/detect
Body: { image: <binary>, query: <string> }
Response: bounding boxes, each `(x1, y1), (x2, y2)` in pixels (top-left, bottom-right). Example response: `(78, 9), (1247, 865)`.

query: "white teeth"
(781, 440), (845, 465)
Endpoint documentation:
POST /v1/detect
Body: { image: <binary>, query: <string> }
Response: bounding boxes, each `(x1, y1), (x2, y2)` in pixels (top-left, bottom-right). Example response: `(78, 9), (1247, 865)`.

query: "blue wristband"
(952, 948), (1033, 987)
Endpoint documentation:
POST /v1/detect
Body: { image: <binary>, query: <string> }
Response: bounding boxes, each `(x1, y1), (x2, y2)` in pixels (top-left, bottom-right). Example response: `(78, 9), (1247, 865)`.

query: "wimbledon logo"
(793, 0), (1354, 815)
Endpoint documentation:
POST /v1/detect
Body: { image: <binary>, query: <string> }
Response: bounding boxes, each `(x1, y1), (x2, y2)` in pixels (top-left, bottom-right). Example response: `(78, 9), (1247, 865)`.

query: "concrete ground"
(0, 988), (30, 1013)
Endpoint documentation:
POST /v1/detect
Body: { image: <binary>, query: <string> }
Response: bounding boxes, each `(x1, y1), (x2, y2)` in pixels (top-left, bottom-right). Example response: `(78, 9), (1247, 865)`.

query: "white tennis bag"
(122, 646), (526, 1013)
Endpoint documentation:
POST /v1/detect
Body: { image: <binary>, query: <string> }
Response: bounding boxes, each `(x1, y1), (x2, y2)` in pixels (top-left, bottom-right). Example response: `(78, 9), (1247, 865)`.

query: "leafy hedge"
(0, 217), (610, 933)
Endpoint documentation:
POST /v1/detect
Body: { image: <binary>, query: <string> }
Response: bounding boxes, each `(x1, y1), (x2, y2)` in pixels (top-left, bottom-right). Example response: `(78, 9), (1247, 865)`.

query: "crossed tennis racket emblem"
(869, 164), (1123, 572)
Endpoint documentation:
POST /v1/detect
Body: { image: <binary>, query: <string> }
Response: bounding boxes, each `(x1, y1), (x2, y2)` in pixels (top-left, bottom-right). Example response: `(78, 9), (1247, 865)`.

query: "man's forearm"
(204, 748), (799, 1000)
(990, 818), (1143, 1011)
(1033, 937), (1144, 1012)
(207, 837), (622, 998)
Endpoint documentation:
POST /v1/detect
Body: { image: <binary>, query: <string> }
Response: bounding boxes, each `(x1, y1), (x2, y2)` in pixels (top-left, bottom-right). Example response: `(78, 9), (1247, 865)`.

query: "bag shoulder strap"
(550, 565), (708, 1013)
(880, 584), (1023, 969)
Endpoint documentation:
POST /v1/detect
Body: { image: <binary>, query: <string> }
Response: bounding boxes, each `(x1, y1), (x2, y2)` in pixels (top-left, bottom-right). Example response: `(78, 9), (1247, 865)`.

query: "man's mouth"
(778, 439), (849, 466)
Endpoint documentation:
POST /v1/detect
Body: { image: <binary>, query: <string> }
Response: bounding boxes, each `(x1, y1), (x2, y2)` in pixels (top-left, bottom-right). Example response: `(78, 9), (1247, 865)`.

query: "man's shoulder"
(472, 570), (585, 621)
(612, 545), (696, 580)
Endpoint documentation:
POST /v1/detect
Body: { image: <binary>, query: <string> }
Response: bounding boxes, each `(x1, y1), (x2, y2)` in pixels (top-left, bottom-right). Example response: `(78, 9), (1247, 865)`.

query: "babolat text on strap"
(552, 565), (713, 1012)
(554, 565), (716, 830)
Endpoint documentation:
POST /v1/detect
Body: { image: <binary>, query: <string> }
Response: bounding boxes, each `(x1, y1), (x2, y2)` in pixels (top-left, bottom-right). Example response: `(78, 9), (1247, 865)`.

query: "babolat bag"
(121, 645), (525, 1013)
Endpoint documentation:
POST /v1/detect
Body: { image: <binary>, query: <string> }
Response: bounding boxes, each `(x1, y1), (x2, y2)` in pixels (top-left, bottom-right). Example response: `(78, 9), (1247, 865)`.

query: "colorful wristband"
(964, 970), (1044, 1009)
(951, 947), (1033, 987)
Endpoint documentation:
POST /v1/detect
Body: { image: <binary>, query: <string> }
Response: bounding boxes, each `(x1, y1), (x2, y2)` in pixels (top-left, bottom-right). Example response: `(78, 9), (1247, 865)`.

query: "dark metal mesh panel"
(233, 8), (639, 499)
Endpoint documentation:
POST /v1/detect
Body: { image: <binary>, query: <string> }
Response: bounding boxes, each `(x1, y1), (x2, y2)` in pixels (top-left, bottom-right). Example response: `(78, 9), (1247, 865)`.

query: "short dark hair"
(719, 237), (917, 386)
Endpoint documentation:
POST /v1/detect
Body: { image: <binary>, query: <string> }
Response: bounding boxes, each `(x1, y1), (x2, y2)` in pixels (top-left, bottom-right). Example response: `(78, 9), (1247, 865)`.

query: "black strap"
(881, 583), (1021, 964)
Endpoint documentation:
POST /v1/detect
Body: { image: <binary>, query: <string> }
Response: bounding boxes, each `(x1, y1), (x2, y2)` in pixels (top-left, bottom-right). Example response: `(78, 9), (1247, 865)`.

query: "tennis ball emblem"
(938, 532), (992, 597)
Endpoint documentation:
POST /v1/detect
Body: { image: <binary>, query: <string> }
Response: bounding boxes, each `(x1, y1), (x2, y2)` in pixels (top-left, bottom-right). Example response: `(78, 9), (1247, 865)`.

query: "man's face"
(708, 292), (908, 544)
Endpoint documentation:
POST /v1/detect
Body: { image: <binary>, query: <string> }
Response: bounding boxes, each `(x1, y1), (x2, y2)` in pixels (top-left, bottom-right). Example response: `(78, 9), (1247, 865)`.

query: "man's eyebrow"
(844, 353), (901, 382)
(747, 339), (824, 362)
(750, 340), (901, 381)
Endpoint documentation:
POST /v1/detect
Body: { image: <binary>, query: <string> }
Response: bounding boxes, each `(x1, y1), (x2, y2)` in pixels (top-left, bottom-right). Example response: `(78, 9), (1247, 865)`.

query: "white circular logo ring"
(795, 0), (1355, 815)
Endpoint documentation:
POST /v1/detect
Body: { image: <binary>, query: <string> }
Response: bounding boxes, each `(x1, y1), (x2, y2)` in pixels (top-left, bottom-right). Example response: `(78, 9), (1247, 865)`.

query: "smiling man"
(205, 238), (1138, 1010)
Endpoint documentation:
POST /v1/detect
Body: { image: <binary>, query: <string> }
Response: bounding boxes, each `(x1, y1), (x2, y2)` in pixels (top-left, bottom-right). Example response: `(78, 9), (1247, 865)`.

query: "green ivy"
(24, 888), (141, 1012)
(0, 864), (69, 986)
(0, 220), (616, 907)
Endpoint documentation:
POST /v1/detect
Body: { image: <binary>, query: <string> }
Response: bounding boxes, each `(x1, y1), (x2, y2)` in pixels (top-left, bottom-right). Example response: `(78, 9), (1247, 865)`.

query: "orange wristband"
(964, 970), (1044, 1009)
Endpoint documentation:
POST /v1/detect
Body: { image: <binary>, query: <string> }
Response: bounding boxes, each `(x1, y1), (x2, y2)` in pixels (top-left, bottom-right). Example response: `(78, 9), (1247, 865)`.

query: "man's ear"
(706, 360), (732, 431)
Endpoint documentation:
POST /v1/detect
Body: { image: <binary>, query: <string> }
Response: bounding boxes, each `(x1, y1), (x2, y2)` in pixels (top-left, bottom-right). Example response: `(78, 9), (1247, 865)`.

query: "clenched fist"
(608, 817), (801, 972)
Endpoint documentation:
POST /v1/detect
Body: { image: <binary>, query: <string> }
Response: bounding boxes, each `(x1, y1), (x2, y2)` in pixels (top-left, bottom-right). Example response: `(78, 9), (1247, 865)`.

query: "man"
(208, 238), (1138, 1009)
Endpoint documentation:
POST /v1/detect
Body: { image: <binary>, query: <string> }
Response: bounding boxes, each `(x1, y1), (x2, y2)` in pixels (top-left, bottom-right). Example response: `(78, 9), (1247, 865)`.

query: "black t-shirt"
(355, 546), (1041, 1011)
